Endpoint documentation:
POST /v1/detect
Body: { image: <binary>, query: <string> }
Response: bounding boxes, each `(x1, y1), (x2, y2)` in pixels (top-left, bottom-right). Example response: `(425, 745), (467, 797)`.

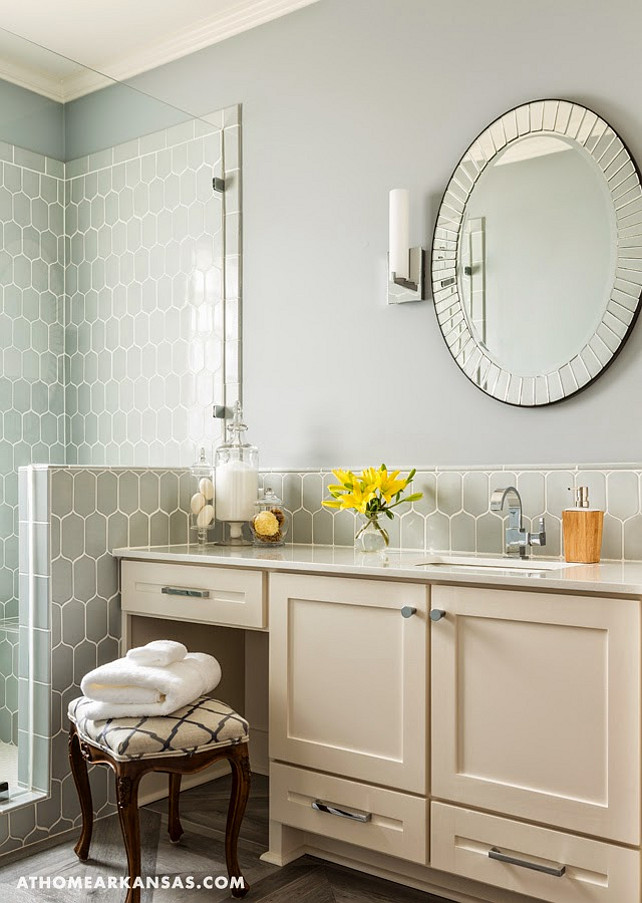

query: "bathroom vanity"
(113, 544), (642, 903)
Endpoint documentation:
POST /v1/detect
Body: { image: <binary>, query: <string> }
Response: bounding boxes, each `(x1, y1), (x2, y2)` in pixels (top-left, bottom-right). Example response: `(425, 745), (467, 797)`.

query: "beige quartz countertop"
(112, 543), (642, 597)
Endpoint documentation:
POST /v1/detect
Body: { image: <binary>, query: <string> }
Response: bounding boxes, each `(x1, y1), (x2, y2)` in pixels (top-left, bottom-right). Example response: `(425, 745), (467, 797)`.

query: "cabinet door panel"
(431, 586), (640, 844)
(270, 573), (427, 793)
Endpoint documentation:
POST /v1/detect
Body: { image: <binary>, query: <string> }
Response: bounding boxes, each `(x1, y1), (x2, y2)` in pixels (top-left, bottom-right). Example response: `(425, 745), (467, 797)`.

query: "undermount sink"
(415, 554), (581, 572)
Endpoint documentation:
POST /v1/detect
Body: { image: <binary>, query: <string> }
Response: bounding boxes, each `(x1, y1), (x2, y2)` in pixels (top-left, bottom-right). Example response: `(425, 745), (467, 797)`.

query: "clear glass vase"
(355, 514), (390, 553)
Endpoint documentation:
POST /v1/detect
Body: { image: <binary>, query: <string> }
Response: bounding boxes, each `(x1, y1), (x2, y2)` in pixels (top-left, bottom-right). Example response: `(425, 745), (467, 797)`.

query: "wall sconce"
(388, 188), (425, 304)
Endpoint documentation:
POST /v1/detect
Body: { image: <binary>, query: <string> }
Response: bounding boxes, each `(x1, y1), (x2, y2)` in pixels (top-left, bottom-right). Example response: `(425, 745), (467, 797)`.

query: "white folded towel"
(79, 652), (222, 720)
(126, 640), (187, 667)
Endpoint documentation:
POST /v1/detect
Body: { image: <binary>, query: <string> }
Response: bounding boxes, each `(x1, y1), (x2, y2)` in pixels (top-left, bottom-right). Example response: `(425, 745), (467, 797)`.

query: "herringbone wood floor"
(0, 773), (454, 901)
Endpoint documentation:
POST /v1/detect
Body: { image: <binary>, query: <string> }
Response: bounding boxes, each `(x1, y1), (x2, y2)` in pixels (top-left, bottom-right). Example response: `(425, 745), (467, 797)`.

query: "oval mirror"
(431, 99), (642, 406)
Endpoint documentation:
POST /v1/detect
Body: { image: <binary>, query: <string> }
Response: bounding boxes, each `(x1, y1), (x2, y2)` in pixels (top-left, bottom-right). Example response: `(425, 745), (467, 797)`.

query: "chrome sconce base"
(387, 248), (425, 304)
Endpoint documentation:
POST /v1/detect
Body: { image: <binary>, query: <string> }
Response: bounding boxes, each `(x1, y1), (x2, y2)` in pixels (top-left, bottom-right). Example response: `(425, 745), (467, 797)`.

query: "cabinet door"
(269, 573), (427, 793)
(431, 585), (640, 844)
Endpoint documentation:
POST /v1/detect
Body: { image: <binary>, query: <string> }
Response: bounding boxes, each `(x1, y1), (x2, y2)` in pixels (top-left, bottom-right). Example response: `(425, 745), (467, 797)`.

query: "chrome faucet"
(490, 486), (546, 558)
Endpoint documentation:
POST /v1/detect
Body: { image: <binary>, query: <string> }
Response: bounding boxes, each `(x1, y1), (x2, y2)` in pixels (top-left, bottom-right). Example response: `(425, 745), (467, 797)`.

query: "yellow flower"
(359, 467), (380, 496)
(338, 482), (375, 514)
(322, 464), (421, 514)
(377, 468), (408, 503)
(331, 468), (355, 488)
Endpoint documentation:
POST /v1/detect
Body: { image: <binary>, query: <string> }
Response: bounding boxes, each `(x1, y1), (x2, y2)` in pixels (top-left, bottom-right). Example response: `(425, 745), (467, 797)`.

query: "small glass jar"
(189, 448), (215, 544)
(249, 488), (289, 547)
(214, 402), (259, 545)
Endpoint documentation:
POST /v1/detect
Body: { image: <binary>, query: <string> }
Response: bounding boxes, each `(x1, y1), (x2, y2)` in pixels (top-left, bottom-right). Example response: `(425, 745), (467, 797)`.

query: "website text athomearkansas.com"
(17, 875), (245, 891)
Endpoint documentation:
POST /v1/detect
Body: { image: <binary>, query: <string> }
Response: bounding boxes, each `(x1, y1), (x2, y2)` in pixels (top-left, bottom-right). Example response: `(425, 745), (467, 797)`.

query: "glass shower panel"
(0, 43), (67, 804)
(0, 27), (226, 810)
(64, 114), (225, 466)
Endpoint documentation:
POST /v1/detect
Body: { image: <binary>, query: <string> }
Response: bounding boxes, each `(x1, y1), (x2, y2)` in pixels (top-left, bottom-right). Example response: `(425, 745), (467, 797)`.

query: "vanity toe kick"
(430, 803), (639, 903)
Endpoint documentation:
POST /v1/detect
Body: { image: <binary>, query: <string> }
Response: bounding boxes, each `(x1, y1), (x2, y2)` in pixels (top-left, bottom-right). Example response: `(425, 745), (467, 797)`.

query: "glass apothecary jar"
(190, 447), (215, 544)
(249, 488), (289, 547)
(214, 402), (259, 545)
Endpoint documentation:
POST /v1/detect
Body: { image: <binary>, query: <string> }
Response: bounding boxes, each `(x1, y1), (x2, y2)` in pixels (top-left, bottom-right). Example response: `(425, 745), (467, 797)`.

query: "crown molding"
(0, 58), (65, 102)
(3, 0), (319, 103)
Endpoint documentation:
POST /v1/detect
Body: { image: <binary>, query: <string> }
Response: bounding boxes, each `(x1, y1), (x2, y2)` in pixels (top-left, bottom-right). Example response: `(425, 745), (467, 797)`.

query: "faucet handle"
(529, 516), (546, 547)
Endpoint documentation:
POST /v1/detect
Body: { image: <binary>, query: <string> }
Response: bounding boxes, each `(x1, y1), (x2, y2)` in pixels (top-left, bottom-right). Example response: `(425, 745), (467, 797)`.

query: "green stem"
(356, 514), (390, 547)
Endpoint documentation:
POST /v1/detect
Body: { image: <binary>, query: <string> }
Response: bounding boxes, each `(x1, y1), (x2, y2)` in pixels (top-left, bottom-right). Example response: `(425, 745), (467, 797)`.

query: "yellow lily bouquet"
(323, 465), (422, 550)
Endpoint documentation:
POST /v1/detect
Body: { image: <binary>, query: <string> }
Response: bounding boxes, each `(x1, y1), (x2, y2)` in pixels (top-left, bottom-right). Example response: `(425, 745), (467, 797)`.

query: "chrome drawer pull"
(488, 847), (566, 878)
(430, 609), (446, 621)
(401, 606), (417, 618)
(161, 586), (211, 599)
(312, 800), (371, 823)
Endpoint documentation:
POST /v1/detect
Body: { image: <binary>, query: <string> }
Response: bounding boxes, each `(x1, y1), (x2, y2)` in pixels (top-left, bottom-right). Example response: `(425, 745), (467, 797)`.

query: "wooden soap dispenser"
(562, 486), (604, 563)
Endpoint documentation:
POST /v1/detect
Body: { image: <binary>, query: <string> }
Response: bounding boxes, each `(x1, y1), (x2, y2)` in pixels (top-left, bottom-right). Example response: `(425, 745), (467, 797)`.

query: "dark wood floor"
(0, 774), (453, 901)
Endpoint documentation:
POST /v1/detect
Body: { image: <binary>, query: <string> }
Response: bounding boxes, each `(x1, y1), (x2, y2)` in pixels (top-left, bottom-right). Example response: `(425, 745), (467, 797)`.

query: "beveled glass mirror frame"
(431, 99), (642, 406)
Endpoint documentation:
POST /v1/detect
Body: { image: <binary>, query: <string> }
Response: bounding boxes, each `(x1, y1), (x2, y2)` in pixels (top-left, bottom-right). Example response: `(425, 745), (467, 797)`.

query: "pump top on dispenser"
(214, 401), (259, 544)
(570, 486), (590, 508)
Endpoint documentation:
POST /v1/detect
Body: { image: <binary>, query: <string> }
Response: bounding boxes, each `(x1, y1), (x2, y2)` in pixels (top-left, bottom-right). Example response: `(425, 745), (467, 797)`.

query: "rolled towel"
(126, 640), (188, 667)
(79, 652), (222, 720)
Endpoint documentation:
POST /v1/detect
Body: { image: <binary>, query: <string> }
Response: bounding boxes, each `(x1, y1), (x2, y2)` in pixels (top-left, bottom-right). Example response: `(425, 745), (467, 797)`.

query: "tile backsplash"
(262, 464), (642, 561)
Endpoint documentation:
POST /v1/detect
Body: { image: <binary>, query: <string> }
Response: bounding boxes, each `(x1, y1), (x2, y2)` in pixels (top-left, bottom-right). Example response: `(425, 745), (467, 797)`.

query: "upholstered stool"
(68, 695), (251, 903)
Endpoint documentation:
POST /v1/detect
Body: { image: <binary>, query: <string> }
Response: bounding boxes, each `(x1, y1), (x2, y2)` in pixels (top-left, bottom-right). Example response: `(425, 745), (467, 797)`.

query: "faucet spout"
(490, 486), (523, 528)
(490, 486), (537, 558)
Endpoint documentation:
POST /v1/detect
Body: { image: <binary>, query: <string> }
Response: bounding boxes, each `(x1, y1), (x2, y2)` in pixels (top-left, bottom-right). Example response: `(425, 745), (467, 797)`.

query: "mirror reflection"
(460, 134), (616, 377)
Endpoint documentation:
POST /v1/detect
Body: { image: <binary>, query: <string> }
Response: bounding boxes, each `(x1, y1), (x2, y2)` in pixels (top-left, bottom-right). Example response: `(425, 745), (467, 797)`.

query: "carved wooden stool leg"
(168, 772), (184, 842)
(115, 763), (144, 903)
(68, 723), (93, 861)
(225, 744), (251, 898)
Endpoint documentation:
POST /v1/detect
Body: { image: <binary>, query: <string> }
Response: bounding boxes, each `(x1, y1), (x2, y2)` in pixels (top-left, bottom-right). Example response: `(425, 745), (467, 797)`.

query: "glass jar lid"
(191, 447), (211, 477)
(217, 401), (256, 452)
(256, 487), (282, 510)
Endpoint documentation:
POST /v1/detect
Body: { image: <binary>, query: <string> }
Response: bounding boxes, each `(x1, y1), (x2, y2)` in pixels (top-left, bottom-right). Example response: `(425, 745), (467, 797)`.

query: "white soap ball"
(191, 492), (206, 515)
(197, 504), (215, 528)
(199, 477), (214, 501)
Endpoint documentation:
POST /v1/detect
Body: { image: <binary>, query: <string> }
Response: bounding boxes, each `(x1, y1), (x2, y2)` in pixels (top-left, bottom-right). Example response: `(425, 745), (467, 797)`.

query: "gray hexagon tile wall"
(7, 465), (191, 856)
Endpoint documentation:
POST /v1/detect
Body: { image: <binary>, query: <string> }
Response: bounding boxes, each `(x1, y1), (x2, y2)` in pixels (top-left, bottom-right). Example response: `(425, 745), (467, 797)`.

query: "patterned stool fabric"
(68, 694), (249, 761)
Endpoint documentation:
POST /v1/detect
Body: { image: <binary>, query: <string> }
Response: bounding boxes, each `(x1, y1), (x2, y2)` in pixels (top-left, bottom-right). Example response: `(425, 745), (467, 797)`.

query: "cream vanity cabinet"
(117, 551), (642, 902)
(268, 572), (429, 863)
(430, 584), (641, 902)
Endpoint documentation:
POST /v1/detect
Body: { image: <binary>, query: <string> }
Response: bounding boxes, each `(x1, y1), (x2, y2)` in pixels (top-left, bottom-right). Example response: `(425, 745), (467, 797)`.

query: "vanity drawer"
(270, 762), (427, 864)
(121, 561), (266, 629)
(430, 802), (639, 903)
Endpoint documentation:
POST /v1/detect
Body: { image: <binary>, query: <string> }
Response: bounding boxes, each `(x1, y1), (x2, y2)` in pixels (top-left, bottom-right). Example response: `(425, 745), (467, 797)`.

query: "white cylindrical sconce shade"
(389, 188), (409, 280)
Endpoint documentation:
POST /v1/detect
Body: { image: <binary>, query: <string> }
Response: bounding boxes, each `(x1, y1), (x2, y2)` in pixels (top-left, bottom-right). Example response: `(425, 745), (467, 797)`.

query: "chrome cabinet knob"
(400, 606), (417, 618)
(430, 609), (446, 621)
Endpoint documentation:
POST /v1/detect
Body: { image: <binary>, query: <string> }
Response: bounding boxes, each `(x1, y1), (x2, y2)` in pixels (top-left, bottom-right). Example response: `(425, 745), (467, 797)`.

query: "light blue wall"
(0, 75), (195, 163)
(63, 82), (191, 160)
(0, 79), (63, 159)
(116, 0), (642, 468)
